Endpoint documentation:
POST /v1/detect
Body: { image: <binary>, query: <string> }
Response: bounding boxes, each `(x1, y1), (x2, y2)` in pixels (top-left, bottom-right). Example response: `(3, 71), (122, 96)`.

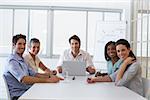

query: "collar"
(10, 52), (24, 61)
(69, 49), (83, 56)
(28, 52), (35, 60)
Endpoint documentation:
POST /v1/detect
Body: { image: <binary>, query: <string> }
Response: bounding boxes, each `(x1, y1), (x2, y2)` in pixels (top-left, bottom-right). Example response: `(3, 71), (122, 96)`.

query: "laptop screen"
(62, 61), (86, 76)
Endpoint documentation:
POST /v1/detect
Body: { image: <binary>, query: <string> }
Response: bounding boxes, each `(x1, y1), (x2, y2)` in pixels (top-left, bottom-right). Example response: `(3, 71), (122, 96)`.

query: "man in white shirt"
(57, 35), (95, 74)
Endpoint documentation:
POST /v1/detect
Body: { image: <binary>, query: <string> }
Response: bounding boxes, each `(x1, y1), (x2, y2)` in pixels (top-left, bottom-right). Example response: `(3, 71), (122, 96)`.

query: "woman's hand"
(124, 57), (136, 65)
(87, 77), (98, 83)
(86, 67), (96, 74)
(45, 68), (51, 73)
(116, 57), (136, 82)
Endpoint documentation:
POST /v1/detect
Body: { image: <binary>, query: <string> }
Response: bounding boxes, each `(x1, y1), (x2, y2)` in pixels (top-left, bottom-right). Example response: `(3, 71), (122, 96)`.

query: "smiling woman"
(87, 39), (143, 96)
(104, 41), (122, 75)
(23, 38), (57, 74)
(114, 39), (143, 96)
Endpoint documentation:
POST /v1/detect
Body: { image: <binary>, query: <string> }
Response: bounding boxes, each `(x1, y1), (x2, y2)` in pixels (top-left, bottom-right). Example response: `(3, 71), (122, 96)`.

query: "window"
(132, 0), (150, 78)
(87, 12), (103, 55)
(14, 10), (28, 36)
(53, 10), (86, 55)
(0, 9), (13, 55)
(29, 10), (48, 55)
(137, 14), (149, 57)
(88, 11), (123, 70)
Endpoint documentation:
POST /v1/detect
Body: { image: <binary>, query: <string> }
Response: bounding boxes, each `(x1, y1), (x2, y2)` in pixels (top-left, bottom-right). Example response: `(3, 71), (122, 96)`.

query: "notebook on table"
(62, 61), (86, 76)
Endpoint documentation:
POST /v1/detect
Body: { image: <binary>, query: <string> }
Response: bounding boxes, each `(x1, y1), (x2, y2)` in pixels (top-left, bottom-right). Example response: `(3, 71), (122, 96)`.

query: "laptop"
(62, 61), (86, 76)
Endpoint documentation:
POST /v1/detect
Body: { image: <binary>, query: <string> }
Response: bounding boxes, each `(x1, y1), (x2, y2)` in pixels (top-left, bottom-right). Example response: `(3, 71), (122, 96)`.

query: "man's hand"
(86, 67), (96, 74)
(47, 75), (60, 83)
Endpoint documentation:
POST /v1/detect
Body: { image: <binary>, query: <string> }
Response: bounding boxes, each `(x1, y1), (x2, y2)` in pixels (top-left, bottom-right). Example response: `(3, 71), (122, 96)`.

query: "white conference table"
(19, 76), (146, 100)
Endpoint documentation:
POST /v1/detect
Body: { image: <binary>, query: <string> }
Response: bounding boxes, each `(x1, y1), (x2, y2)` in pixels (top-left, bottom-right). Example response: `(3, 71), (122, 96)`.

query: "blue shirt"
(3, 53), (36, 98)
(107, 59), (123, 75)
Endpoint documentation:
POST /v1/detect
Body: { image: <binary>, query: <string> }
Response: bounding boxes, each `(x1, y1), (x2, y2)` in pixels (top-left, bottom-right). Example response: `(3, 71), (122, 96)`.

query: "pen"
(72, 76), (75, 80)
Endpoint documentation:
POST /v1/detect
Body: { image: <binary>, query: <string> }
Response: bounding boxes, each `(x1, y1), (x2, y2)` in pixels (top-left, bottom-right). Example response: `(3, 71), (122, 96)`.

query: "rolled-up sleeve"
(107, 61), (112, 75)
(85, 53), (94, 67)
(115, 62), (140, 86)
(8, 60), (27, 82)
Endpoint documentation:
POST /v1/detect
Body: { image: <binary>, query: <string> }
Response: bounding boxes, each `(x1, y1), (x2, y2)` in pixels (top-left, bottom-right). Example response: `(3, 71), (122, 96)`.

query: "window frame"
(0, 5), (123, 58)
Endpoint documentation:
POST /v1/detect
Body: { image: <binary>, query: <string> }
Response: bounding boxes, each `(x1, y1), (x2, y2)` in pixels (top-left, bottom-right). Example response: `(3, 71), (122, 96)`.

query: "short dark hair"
(69, 35), (81, 46)
(104, 41), (117, 61)
(115, 39), (136, 59)
(30, 38), (40, 45)
(12, 34), (26, 45)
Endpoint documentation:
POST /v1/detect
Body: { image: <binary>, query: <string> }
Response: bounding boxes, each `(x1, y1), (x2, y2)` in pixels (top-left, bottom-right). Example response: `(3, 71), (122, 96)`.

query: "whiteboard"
(93, 21), (126, 62)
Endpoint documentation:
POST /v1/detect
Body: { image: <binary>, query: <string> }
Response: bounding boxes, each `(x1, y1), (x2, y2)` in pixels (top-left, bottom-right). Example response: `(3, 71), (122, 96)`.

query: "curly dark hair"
(104, 41), (117, 61)
(69, 35), (81, 47)
(12, 34), (26, 44)
(115, 39), (136, 60)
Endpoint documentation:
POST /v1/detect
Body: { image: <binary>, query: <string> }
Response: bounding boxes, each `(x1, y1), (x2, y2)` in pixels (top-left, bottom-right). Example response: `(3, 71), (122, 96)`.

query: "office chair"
(142, 77), (150, 100)
(3, 75), (11, 100)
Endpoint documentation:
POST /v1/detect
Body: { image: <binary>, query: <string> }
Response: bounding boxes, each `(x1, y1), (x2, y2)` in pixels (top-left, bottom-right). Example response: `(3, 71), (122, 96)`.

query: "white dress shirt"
(57, 49), (94, 68)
